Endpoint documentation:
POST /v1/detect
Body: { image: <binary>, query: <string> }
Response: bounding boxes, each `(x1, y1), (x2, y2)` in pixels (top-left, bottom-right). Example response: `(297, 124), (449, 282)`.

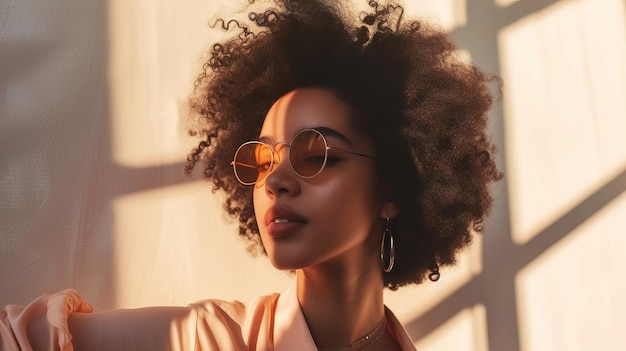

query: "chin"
(267, 252), (310, 271)
(269, 257), (302, 271)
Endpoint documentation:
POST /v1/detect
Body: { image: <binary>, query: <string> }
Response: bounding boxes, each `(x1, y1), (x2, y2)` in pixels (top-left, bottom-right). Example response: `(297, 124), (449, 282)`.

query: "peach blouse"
(1, 284), (417, 350)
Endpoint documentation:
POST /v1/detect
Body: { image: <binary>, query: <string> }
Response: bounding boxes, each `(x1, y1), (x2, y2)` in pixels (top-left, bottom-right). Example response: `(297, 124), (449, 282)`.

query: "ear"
(380, 201), (399, 219)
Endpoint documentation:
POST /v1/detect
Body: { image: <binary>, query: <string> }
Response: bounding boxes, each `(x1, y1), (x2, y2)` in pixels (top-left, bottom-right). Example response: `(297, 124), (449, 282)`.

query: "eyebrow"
(309, 127), (353, 146)
(258, 127), (354, 146)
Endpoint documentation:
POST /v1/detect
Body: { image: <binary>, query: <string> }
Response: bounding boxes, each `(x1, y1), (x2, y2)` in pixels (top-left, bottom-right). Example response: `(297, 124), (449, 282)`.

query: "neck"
(296, 252), (386, 349)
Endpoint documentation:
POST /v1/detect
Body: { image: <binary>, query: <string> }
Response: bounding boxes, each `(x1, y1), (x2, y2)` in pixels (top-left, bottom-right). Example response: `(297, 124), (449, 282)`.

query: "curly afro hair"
(186, 0), (502, 289)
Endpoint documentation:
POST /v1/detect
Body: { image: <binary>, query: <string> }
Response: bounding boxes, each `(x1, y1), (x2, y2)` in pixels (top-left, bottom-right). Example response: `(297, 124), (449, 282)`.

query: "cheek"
(252, 187), (266, 225)
(311, 170), (381, 224)
(252, 187), (272, 251)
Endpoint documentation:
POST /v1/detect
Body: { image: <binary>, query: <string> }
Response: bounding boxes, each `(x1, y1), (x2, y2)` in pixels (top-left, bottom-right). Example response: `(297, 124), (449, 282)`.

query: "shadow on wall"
(404, 0), (626, 350)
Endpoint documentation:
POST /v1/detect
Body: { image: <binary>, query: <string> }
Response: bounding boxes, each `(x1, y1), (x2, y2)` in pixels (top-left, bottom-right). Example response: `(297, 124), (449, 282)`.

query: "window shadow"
(403, 0), (626, 349)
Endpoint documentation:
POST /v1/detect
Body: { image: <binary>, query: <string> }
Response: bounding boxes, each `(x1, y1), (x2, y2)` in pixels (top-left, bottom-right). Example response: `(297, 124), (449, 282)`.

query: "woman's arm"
(68, 306), (197, 351)
(1, 290), (197, 351)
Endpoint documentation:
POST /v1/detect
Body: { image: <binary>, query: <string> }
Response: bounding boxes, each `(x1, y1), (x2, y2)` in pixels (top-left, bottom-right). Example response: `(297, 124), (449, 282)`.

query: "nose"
(264, 144), (300, 197)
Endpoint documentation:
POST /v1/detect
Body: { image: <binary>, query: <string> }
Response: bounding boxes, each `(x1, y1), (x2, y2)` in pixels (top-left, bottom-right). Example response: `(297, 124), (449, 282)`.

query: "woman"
(1, 0), (501, 350)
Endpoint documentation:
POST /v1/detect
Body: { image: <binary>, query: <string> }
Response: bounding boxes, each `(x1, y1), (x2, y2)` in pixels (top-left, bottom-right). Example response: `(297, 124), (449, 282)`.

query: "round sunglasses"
(231, 128), (376, 185)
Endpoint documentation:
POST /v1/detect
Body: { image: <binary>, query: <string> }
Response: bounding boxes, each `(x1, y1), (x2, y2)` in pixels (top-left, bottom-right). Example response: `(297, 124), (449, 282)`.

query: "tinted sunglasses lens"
(234, 142), (273, 184)
(290, 130), (327, 178)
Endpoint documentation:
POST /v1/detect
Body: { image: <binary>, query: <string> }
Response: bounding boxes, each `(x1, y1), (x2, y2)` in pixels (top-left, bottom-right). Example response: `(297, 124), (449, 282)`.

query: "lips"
(264, 205), (308, 237)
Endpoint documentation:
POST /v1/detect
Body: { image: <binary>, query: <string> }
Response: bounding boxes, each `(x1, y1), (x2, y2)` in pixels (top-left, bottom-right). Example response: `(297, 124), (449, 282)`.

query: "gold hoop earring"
(429, 264), (440, 282)
(380, 218), (395, 273)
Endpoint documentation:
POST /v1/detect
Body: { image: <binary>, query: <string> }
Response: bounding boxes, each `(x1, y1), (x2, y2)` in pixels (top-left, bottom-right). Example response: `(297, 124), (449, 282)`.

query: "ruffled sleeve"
(1, 290), (259, 351)
(1, 289), (93, 351)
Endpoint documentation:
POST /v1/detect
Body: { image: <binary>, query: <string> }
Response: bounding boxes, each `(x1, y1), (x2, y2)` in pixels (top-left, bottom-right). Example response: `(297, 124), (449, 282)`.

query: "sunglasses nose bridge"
(269, 141), (290, 171)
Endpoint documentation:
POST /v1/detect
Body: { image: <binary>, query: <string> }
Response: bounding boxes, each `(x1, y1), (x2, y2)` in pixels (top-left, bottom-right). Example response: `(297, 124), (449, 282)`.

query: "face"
(252, 87), (396, 270)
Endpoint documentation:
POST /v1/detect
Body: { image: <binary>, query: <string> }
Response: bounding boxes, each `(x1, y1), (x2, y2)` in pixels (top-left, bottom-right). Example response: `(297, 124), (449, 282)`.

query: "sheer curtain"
(0, 0), (291, 310)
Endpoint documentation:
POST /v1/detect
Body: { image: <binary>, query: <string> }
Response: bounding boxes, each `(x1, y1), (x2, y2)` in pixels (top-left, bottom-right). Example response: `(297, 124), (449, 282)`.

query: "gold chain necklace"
(318, 317), (387, 351)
